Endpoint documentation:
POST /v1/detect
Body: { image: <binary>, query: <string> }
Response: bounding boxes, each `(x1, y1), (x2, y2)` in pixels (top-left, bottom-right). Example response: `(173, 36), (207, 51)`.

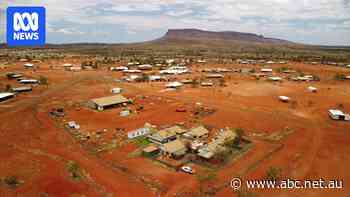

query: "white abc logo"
(13, 12), (39, 31)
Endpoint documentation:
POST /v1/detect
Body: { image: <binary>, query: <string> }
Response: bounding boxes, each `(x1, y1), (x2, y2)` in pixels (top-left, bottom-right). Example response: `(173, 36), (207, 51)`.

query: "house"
(166, 81), (183, 89)
(268, 77), (282, 81)
(62, 63), (73, 68)
(328, 109), (350, 121)
(138, 64), (153, 70)
(148, 127), (177, 144)
(19, 79), (39, 84)
(183, 126), (209, 139)
(110, 66), (128, 71)
(128, 127), (150, 139)
(6, 72), (22, 79)
(12, 86), (32, 93)
(261, 68), (273, 72)
(201, 82), (214, 87)
(123, 69), (141, 73)
(181, 79), (193, 84)
(308, 86), (317, 93)
(69, 66), (82, 71)
(197, 129), (237, 160)
(206, 74), (224, 79)
(149, 75), (164, 81)
(24, 63), (34, 69)
(90, 95), (129, 111)
(163, 125), (187, 135)
(161, 139), (187, 158)
(0, 92), (15, 102)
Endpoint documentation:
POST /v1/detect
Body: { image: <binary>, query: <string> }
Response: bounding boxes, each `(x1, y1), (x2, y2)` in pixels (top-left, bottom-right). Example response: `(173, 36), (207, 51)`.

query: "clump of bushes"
(1, 176), (21, 188)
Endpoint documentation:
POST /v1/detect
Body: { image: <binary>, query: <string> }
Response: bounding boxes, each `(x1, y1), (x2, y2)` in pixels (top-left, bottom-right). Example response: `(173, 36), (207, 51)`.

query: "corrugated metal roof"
(162, 140), (186, 154)
(91, 95), (129, 107)
(186, 126), (209, 138)
(0, 92), (15, 99)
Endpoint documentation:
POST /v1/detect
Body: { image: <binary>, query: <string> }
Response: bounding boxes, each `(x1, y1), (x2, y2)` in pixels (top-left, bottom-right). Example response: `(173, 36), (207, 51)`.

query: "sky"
(1, 0), (350, 45)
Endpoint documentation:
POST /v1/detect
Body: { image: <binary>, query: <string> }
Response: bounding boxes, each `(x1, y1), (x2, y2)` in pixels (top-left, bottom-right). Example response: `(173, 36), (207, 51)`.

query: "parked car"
(181, 166), (195, 174)
(67, 121), (80, 129)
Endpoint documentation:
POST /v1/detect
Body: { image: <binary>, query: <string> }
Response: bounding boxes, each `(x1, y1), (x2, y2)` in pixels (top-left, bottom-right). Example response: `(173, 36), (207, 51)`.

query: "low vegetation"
(66, 161), (83, 181)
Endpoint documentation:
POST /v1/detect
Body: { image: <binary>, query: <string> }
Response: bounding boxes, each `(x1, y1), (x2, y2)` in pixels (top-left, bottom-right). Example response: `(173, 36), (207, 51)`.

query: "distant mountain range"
(1, 29), (350, 62)
(156, 29), (294, 45)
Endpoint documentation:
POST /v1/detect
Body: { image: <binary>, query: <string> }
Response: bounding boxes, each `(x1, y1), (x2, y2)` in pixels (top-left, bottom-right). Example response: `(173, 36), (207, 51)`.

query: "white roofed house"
(19, 79), (39, 84)
(24, 63), (35, 69)
(166, 81), (183, 89)
(261, 68), (273, 72)
(0, 92), (15, 102)
(268, 77), (283, 81)
(138, 64), (153, 70)
(110, 66), (128, 71)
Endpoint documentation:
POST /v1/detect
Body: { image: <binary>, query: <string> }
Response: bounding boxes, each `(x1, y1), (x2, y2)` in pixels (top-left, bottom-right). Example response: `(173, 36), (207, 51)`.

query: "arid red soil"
(1, 59), (350, 196)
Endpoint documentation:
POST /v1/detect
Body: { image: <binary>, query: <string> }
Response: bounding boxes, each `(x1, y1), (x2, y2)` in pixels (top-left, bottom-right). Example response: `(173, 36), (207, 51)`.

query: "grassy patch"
(66, 161), (83, 181)
(1, 176), (22, 189)
(134, 137), (151, 147)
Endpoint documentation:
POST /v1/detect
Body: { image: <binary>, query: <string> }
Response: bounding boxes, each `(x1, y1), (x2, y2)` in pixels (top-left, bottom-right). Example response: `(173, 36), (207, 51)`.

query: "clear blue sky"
(1, 0), (350, 45)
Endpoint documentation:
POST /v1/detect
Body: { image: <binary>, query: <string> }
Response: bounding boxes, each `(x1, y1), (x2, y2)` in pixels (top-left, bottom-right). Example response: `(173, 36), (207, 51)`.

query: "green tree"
(266, 167), (282, 181)
(39, 76), (48, 85)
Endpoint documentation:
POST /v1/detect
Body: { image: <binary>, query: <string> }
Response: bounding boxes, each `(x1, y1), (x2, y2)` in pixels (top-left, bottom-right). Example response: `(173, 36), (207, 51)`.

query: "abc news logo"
(7, 7), (46, 46)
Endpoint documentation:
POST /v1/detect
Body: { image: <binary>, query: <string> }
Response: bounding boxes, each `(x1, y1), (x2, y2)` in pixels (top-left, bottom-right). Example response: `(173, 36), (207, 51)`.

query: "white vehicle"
(279, 96), (290, 102)
(166, 81), (183, 88)
(68, 121), (80, 129)
(181, 166), (195, 174)
(111, 88), (122, 94)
